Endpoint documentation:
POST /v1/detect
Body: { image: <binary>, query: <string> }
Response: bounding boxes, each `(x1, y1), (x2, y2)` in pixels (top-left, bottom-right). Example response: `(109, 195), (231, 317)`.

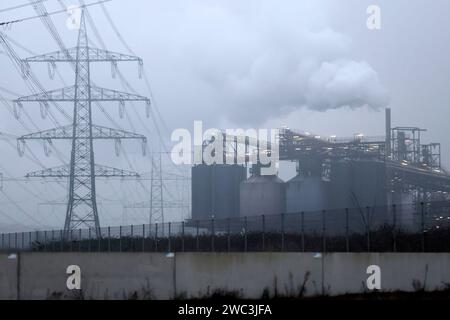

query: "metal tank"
(239, 168), (286, 217)
(328, 160), (353, 210)
(351, 160), (387, 209)
(328, 160), (388, 210)
(191, 164), (246, 221)
(327, 160), (389, 230)
(286, 175), (330, 213)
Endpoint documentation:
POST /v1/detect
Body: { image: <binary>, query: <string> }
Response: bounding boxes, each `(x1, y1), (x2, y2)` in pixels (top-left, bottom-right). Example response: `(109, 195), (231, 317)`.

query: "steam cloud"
(174, 3), (389, 125)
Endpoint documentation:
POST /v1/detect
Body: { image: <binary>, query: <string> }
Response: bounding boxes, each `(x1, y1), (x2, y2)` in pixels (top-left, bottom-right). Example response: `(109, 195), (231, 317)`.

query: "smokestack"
(385, 108), (391, 159)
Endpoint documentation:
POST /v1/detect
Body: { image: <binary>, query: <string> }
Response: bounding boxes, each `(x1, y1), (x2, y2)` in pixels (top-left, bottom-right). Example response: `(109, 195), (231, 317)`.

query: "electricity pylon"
(150, 152), (164, 230)
(15, 11), (149, 237)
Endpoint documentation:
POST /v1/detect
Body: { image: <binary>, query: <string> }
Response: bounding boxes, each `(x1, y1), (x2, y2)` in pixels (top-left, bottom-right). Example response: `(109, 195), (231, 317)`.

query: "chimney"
(385, 108), (391, 158)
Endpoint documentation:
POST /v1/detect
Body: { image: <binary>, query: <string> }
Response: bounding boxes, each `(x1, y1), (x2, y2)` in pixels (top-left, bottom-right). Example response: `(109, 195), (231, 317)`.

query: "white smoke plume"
(172, 2), (389, 125)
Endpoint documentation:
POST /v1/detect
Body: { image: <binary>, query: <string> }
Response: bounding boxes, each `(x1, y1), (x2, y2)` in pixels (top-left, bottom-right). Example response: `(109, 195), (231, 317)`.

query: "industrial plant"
(191, 108), (450, 231)
(2, 0), (450, 303)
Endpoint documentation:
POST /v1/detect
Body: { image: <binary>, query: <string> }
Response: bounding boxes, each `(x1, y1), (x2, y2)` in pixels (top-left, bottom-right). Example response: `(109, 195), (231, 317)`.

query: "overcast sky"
(0, 0), (449, 231)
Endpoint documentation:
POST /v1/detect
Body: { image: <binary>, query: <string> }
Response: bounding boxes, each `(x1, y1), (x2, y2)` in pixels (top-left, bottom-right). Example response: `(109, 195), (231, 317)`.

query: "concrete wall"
(176, 253), (322, 298)
(1, 252), (450, 299)
(324, 253), (450, 295)
(18, 253), (174, 300)
(0, 254), (18, 300)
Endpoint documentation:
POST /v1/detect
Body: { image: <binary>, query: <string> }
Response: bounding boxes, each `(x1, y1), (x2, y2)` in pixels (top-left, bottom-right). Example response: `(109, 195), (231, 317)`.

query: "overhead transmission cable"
(0, 0), (52, 14)
(0, 0), (112, 26)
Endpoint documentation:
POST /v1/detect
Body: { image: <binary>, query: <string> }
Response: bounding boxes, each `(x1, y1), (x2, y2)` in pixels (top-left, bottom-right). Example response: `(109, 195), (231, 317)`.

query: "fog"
(0, 0), (449, 231)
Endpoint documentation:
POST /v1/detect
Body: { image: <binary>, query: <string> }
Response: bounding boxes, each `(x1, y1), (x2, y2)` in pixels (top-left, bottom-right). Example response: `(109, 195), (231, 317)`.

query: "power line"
(0, 0), (113, 26)
(0, 189), (47, 227)
(0, 0), (51, 14)
(0, 85), (21, 96)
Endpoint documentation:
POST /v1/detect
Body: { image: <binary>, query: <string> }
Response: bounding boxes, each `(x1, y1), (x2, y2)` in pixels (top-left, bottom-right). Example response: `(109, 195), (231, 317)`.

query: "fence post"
(142, 224), (145, 252)
(244, 216), (248, 252)
(29, 231), (32, 251)
(196, 220), (199, 252)
(108, 227), (111, 252)
(155, 223), (158, 252)
(392, 204), (397, 252)
(97, 228), (101, 252)
(35, 231), (39, 251)
(345, 208), (349, 252)
(88, 228), (92, 252)
(42, 231), (47, 251)
(301, 212), (305, 252)
(181, 221), (185, 252)
(322, 210), (326, 252)
(22, 232), (25, 251)
(366, 206), (371, 252)
(211, 218), (215, 252)
(131, 225), (134, 252)
(78, 229), (82, 252)
(262, 215), (265, 252)
(227, 218), (231, 252)
(1, 233), (3, 250)
(281, 213), (285, 252)
(15, 232), (18, 250)
(70, 230), (73, 252)
(60, 230), (63, 252)
(168, 222), (172, 252)
(51, 230), (55, 252)
(119, 226), (122, 252)
(421, 202), (425, 252)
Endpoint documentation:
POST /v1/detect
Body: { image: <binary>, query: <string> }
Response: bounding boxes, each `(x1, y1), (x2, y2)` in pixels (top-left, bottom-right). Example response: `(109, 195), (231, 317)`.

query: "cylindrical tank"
(191, 164), (246, 221)
(286, 175), (330, 213)
(328, 160), (353, 210)
(329, 160), (387, 210)
(351, 160), (387, 208)
(239, 175), (286, 217)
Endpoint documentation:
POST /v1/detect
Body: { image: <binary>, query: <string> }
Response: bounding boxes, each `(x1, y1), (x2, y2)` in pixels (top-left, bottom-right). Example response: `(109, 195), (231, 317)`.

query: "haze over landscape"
(0, 0), (449, 232)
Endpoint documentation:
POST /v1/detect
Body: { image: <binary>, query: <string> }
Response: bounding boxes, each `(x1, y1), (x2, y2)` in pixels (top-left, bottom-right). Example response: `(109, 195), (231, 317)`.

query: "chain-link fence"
(1, 201), (450, 253)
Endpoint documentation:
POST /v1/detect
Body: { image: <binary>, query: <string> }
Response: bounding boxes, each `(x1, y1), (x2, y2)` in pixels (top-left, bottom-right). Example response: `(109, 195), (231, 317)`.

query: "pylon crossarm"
(15, 85), (150, 103)
(18, 125), (146, 141)
(90, 86), (150, 102)
(92, 125), (147, 141)
(19, 125), (73, 140)
(25, 165), (70, 178)
(93, 164), (140, 177)
(23, 47), (142, 63)
(25, 164), (140, 178)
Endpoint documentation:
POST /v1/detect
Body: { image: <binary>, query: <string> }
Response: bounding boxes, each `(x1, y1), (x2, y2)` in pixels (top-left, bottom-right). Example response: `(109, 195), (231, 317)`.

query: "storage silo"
(328, 159), (388, 229)
(286, 175), (330, 213)
(191, 164), (246, 221)
(351, 160), (387, 209)
(240, 171), (286, 217)
(328, 160), (354, 210)
(191, 164), (212, 221)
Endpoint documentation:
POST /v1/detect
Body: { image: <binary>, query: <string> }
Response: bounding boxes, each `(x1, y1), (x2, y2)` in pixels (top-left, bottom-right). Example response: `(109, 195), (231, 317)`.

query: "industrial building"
(191, 108), (450, 231)
(191, 164), (246, 220)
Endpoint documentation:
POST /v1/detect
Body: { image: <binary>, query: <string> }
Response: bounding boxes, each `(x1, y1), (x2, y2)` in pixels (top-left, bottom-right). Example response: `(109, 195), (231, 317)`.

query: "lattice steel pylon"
(150, 152), (164, 231)
(15, 11), (149, 237)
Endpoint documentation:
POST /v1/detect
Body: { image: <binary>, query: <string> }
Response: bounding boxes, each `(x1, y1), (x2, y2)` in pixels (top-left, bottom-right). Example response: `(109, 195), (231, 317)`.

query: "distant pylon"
(150, 152), (164, 232)
(15, 11), (150, 237)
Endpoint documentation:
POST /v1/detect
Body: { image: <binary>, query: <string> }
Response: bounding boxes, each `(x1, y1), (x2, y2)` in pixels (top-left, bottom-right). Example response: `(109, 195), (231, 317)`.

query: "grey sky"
(0, 0), (449, 231)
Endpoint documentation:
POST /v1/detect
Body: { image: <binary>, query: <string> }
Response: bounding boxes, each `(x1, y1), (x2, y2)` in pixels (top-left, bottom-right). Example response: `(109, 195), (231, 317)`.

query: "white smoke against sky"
(168, 0), (389, 126)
